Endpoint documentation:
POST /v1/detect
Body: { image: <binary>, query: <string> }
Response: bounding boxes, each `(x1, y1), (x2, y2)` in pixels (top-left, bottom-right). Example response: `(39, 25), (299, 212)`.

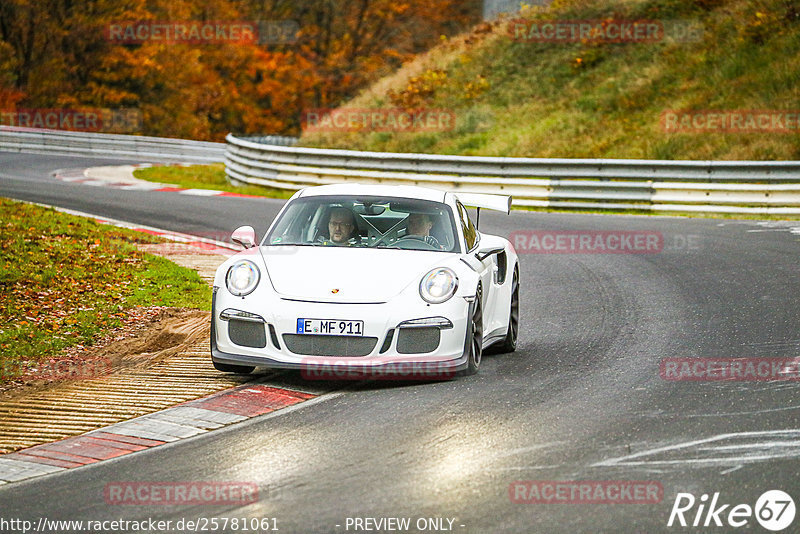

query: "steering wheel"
(394, 235), (441, 250)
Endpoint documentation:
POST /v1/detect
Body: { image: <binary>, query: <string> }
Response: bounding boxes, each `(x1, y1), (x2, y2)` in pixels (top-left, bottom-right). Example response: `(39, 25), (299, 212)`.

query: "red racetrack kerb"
(184, 385), (314, 417)
(2, 384), (317, 479)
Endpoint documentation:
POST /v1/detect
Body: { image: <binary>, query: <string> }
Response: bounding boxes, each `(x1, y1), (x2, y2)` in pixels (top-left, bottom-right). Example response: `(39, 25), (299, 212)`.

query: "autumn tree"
(0, 0), (480, 139)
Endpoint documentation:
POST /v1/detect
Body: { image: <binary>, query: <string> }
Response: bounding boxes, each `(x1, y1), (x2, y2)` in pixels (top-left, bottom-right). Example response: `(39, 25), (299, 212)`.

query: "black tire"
(496, 265), (519, 354)
(213, 361), (255, 374)
(463, 284), (484, 376)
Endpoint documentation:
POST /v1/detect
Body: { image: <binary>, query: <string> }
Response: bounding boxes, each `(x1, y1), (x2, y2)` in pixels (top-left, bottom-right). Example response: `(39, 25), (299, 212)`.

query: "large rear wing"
(453, 192), (512, 215)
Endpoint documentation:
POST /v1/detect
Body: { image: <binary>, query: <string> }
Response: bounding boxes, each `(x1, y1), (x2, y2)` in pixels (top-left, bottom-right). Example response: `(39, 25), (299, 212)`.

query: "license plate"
(297, 318), (364, 336)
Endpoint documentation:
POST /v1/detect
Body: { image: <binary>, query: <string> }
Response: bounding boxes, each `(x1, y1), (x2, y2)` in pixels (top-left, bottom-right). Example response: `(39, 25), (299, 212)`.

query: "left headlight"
(420, 267), (458, 304)
(226, 260), (260, 296)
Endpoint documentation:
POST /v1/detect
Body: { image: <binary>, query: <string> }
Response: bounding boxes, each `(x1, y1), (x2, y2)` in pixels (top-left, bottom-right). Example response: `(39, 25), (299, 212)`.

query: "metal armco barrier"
(239, 134), (298, 147)
(225, 134), (800, 214)
(0, 126), (226, 163)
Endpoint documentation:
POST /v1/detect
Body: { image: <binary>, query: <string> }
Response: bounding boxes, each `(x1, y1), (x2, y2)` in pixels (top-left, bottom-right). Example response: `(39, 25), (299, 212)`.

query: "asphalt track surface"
(1, 152), (800, 533)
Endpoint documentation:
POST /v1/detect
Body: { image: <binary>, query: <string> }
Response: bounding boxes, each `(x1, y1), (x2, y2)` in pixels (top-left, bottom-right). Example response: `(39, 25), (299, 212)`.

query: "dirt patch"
(141, 330), (188, 353)
(0, 307), (210, 402)
(0, 243), (227, 400)
(0, 309), (249, 454)
(0, 240), (246, 454)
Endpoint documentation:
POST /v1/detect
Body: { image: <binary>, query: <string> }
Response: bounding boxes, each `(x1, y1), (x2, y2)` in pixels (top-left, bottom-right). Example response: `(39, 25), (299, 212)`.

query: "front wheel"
(463, 284), (483, 376)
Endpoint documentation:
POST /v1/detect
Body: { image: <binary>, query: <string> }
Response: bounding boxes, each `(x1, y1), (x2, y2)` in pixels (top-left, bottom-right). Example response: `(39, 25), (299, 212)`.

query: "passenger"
(406, 213), (441, 248)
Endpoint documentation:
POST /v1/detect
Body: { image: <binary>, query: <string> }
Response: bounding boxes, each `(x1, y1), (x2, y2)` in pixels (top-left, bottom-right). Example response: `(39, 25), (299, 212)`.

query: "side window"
(456, 201), (478, 251)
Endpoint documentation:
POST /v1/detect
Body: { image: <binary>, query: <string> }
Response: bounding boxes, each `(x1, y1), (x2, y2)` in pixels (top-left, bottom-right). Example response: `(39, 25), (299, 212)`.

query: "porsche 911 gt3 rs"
(211, 184), (519, 378)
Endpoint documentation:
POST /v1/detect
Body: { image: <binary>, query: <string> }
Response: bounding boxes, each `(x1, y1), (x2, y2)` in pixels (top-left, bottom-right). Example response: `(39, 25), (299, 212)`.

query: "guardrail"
(224, 134), (800, 214)
(238, 134), (298, 147)
(0, 126), (225, 163)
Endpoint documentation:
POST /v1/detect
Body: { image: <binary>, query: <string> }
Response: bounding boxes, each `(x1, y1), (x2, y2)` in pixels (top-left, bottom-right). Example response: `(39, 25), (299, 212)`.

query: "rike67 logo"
(668, 490), (795, 531)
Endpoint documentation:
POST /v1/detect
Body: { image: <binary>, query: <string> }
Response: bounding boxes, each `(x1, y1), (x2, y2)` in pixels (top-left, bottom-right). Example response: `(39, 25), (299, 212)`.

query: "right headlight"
(419, 267), (458, 304)
(226, 260), (260, 296)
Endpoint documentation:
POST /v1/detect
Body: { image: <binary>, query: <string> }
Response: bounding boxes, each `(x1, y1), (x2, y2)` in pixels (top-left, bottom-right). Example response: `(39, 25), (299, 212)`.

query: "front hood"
(259, 246), (452, 303)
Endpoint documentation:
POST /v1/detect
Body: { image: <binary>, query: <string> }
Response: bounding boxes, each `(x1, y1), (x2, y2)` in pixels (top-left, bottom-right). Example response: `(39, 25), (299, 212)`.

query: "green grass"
(298, 0), (800, 161)
(0, 198), (211, 382)
(133, 163), (295, 199)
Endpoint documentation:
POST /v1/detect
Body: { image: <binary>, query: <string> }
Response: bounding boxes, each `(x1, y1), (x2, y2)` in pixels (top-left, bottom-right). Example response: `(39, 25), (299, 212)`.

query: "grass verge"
(0, 198), (211, 382)
(298, 0), (800, 161)
(133, 163), (295, 199)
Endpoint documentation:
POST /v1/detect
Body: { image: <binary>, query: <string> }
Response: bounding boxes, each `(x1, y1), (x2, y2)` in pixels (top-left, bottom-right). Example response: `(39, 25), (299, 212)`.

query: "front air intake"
(229, 320), (267, 348)
(396, 327), (440, 354)
(282, 334), (378, 357)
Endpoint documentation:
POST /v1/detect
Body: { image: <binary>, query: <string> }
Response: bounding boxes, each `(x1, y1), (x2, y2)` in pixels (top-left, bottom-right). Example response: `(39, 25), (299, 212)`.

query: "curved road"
(1, 152), (800, 532)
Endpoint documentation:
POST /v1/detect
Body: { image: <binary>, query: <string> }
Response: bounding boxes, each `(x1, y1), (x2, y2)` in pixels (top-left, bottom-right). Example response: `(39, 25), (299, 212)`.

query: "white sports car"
(211, 184), (519, 379)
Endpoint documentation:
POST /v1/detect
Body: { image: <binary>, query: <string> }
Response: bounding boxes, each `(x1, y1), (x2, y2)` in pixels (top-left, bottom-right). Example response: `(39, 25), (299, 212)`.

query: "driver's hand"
(424, 235), (443, 249)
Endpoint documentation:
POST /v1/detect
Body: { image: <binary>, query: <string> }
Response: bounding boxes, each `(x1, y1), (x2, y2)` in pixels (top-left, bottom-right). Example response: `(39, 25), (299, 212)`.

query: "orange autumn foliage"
(0, 0), (479, 140)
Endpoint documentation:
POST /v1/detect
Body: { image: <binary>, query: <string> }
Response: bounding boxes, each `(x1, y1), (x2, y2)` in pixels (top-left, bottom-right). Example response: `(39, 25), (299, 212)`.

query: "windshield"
(264, 195), (460, 253)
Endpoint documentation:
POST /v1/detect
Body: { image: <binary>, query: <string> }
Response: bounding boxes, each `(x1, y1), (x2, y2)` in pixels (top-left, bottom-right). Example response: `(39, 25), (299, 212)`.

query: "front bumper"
(210, 288), (472, 376)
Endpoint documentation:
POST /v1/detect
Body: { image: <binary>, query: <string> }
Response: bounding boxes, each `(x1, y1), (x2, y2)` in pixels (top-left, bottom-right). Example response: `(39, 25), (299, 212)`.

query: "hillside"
(299, 0), (800, 160)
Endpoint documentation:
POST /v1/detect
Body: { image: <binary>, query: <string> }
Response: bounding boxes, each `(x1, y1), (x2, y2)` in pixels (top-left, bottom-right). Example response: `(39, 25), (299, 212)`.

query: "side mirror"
(475, 245), (504, 261)
(231, 226), (257, 249)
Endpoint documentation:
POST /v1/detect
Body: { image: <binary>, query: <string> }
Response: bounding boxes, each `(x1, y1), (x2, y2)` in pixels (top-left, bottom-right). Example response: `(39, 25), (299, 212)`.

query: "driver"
(327, 207), (358, 244)
(406, 213), (441, 248)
